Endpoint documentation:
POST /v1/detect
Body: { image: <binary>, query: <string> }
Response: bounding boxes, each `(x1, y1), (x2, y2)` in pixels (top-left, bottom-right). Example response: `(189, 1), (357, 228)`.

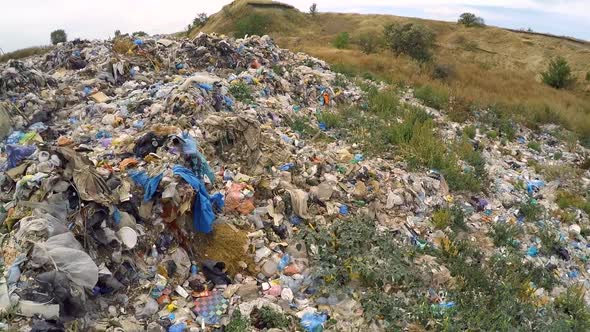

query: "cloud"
(0, 0), (587, 52)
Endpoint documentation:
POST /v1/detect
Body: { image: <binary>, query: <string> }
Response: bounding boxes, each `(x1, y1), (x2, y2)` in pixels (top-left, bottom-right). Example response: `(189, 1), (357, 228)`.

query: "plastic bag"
(6, 144), (36, 169)
(300, 312), (327, 332)
(225, 183), (255, 215)
(15, 213), (68, 245)
(32, 233), (99, 289)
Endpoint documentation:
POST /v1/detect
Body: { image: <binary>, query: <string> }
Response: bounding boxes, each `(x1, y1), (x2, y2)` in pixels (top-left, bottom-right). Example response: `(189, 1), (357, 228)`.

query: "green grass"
(0, 46), (53, 63)
(463, 125), (476, 139)
(414, 85), (449, 110)
(556, 190), (590, 214)
(527, 141), (542, 152)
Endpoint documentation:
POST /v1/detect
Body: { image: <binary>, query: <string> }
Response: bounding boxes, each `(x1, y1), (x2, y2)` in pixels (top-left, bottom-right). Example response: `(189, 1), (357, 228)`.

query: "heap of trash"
(1, 32), (590, 331)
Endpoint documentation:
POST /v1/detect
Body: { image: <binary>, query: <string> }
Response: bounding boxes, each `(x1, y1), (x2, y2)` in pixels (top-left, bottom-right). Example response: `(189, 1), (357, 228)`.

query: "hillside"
(197, 0), (590, 140)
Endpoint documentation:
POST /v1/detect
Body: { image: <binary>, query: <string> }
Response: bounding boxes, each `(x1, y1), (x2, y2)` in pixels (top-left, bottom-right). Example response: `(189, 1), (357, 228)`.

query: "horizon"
(1, 0), (588, 52)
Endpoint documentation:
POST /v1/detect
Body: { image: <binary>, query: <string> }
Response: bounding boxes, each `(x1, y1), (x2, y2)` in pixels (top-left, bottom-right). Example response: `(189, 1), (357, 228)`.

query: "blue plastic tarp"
(173, 165), (215, 233)
(6, 144), (36, 169)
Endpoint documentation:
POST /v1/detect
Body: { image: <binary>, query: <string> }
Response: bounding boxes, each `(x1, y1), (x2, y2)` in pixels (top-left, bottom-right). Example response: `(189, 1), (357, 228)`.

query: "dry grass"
(190, 222), (254, 275)
(0, 46), (53, 63)
(200, 3), (590, 137)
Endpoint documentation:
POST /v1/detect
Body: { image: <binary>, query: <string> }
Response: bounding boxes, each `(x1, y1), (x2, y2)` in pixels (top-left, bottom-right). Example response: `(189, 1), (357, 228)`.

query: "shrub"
(553, 285), (590, 331)
(251, 306), (290, 329)
(527, 141), (541, 152)
(487, 130), (498, 139)
(432, 208), (452, 229)
(234, 14), (271, 38)
(541, 56), (575, 89)
(414, 85), (449, 110)
(132, 31), (148, 37)
(491, 222), (521, 247)
(518, 199), (543, 222)
(309, 3), (318, 16)
(226, 310), (250, 332)
(458, 13), (485, 27)
(333, 32), (350, 49)
(383, 23), (434, 62)
(432, 63), (455, 80)
(50, 29), (67, 45)
(229, 81), (253, 102)
(463, 126), (476, 139)
(358, 32), (379, 54)
(194, 13), (208, 27)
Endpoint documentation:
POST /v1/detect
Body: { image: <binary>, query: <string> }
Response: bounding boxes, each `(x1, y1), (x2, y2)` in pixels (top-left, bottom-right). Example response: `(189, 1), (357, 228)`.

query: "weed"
(581, 228), (590, 237)
(539, 164), (579, 182)
(490, 222), (521, 247)
(527, 141), (541, 152)
(518, 199), (543, 222)
(486, 130), (498, 139)
(450, 206), (468, 231)
(538, 225), (563, 255)
(288, 116), (318, 139)
(251, 306), (290, 329)
(226, 310), (250, 332)
(552, 285), (590, 331)
(317, 111), (343, 129)
(463, 125), (476, 139)
(414, 85), (449, 110)
(229, 81), (253, 103)
(432, 208), (452, 229)
(553, 151), (563, 160)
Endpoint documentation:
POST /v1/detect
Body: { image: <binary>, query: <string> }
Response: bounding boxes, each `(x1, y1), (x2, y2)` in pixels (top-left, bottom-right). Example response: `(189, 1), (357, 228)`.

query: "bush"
(432, 63), (455, 80)
(50, 29), (67, 45)
(491, 222), (521, 247)
(541, 56), (575, 89)
(234, 14), (271, 38)
(132, 31), (148, 37)
(358, 32), (379, 54)
(194, 13), (208, 27)
(383, 23), (434, 62)
(458, 13), (485, 27)
(414, 85), (449, 110)
(333, 32), (350, 49)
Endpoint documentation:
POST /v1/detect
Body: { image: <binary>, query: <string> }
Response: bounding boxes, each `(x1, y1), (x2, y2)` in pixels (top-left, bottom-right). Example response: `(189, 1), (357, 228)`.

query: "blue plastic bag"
(129, 170), (164, 201)
(173, 165), (215, 233)
(279, 163), (295, 171)
(6, 144), (36, 169)
(300, 312), (327, 332)
(339, 205), (349, 215)
(168, 322), (186, 332)
(198, 83), (213, 91)
(278, 254), (291, 271)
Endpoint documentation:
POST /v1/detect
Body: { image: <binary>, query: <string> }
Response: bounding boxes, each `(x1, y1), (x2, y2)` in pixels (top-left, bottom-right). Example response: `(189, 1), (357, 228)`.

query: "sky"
(1, 0), (588, 52)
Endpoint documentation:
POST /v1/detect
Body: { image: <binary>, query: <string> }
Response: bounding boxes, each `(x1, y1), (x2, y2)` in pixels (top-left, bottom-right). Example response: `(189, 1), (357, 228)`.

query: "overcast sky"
(1, 0), (588, 52)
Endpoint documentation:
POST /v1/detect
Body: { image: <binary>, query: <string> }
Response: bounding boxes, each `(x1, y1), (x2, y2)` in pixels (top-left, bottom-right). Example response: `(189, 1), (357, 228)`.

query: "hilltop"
(196, 0), (590, 140)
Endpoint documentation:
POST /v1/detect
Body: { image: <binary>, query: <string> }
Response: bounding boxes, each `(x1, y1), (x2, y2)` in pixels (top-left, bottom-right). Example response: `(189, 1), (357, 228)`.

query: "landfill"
(1, 32), (590, 331)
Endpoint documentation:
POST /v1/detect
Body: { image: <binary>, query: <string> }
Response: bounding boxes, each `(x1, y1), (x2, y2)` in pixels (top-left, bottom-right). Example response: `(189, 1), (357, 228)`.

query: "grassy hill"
(196, 0), (590, 140)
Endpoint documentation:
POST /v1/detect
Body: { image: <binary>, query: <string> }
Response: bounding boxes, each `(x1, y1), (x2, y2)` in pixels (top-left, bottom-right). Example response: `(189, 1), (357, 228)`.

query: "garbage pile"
(1, 32), (590, 331)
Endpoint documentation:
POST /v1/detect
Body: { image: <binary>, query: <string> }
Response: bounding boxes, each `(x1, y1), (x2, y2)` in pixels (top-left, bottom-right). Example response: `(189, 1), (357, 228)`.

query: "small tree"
(358, 32), (378, 54)
(50, 29), (67, 45)
(541, 56), (575, 89)
(333, 32), (350, 49)
(458, 13), (485, 27)
(193, 13), (208, 27)
(309, 3), (318, 16)
(384, 23), (434, 62)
